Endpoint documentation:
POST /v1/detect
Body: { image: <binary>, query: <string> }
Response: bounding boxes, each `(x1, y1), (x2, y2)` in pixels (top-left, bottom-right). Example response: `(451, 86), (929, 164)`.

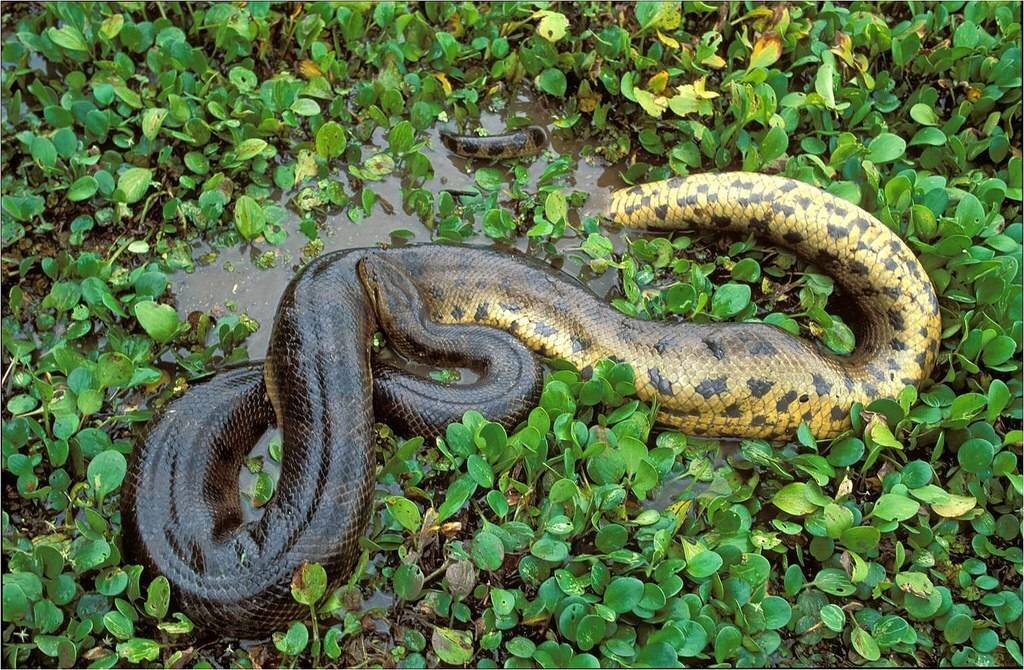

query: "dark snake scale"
(123, 165), (941, 636)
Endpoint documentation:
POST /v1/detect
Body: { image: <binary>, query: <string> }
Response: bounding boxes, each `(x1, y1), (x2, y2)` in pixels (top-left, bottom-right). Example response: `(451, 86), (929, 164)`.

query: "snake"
(439, 125), (548, 159)
(122, 172), (941, 637)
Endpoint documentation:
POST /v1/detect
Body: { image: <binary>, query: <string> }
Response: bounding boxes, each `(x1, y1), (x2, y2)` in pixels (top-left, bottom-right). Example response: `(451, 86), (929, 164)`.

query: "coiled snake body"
(123, 172), (941, 636)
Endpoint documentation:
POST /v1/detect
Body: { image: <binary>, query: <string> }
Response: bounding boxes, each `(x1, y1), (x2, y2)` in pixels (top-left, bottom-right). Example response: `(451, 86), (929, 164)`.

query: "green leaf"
(760, 126), (788, 162)
(773, 482), (818, 515)
(291, 562), (327, 606)
(815, 61), (836, 109)
(871, 493), (920, 522)
(273, 622), (309, 656)
(144, 576), (170, 619)
(603, 576), (644, 613)
(851, 627), (881, 661)
(97, 352), (134, 388)
(909, 103), (939, 125)
(133, 301), (179, 343)
(432, 627), (474, 665)
(471, 531), (504, 571)
(236, 138), (268, 161)
(438, 475), (477, 521)
(385, 496), (421, 532)
(141, 108), (167, 140)
(711, 283), (751, 318)
(867, 133), (907, 163)
(47, 25), (89, 51)
(315, 121), (347, 158)
(67, 176), (98, 201)
(87, 450), (127, 499)
(117, 168), (153, 204)
(820, 604), (846, 631)
(686, 550), (723, 579)
(536, 68), (567, 97)
(234, 195), (266, 241)
(116, 638), (160, 663)
(957, 438), (994, 473)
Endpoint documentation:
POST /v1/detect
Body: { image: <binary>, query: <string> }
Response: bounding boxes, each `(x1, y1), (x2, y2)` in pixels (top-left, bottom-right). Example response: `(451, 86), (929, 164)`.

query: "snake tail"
(602, 172), (942, 436)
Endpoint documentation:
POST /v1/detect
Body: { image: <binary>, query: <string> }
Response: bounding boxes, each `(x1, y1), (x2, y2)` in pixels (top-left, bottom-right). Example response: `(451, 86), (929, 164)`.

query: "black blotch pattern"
(776, 390), (798, 412)
(884, 286), (901, 300)
(534, 321), (558, 337)
(654, 334), (674, 354)
(826, 223), (847, 238)
(802, 410), (813, 421)
(751, 415), (767, 426)
(648, 368), (674, 396)
(695, 377), (728, 399)
(571, 336), (592, 353)
(748, 340), (778, 356)
(890, 338), (907, 351)
(747, 378), (774, 398)
(500, 301), (522, 313)
(707, 192), (720, 204)
(913, 351), (927, 367)
(883, 258), (899, 271)
(812, 374), (833, 396)
(654, 203), (669, 220)
(795, 195), (812, 209)
(697, 183), (710, 194)
(777, 203), (796, 218)
(887, 309), (905, 330)
(863, 382), (878, 398)
(702, 337), (726, 360)
(830, 406), (847, 421)
(474, 302), (489, 321)
(850, 260), (870, 274)
(799, 393), (810, 403)
(778, 181), (798, 193)
(783, 230), (804, 244)
(725, 403), (742, 418)
(712, 215), (732, 229)
(450, 305), (465, 320)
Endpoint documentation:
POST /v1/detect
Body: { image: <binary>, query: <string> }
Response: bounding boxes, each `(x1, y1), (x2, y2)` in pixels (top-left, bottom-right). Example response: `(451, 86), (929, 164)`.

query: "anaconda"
(123, 173), (941, 636)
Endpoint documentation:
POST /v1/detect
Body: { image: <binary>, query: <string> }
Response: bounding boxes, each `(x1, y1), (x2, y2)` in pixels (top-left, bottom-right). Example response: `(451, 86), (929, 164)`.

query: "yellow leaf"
(297, 60), (322, 79)
(432, 72), (453, 96)
(634, 88), (668, 118)
(657, 30), (680, 49)
(647, 70), (670, 94)
(701, 53), (726, 69)
(534, 10), (569, 42)
(932, 494), (977, 518)
(749, 32), (783, 70)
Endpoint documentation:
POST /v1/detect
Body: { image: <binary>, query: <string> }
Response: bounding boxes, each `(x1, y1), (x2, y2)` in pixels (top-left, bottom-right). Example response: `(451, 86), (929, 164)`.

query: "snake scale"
(123, 130), (941, 636)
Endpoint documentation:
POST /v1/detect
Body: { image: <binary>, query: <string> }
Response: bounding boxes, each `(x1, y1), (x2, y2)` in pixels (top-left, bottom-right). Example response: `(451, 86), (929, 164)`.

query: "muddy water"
(171, 95), (629, 355)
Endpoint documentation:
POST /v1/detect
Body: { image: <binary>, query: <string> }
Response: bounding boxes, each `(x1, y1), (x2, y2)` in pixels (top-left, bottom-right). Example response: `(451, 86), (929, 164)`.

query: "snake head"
(356, 253), (427, 342)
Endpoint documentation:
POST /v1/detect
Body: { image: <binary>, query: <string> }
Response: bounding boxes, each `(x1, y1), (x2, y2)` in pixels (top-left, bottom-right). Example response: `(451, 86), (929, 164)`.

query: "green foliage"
(2, 1), (1022, 668)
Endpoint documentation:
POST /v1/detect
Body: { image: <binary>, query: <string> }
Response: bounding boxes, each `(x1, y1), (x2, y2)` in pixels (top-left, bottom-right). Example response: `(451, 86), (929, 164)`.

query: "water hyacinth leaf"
(234, 195), (266, 240)
(432, 627), (474, 664)
(749, 32), (782, 69)
(133, 301), (179, 343)
(871, 493), (920, 522)
(116, 168), (153, 204)
(87, 450), (126, 499)
(537, 68), (567, 97)
(291, 561), (327, 605)
(315, 121), (347, 158)
(385, 496), (421, 532)
(867, 133), (907, 163)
